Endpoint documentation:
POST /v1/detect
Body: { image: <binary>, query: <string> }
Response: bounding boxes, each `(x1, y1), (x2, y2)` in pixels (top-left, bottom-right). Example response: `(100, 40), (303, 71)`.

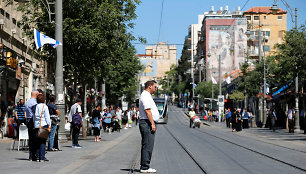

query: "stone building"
(138, 42), (177, 85)
(244, 7), (287, 59)
(0, 1), (53, 137)
(198, 6), (247, 82)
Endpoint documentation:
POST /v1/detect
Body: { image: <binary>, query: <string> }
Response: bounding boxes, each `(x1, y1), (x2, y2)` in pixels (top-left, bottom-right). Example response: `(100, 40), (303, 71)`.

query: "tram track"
(163, 125), (209, 174)
(128, 146), (141, 174)
(172, 107), (306, 173)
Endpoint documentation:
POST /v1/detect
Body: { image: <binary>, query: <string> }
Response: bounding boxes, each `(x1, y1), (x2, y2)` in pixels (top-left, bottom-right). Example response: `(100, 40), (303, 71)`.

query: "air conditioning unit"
(0, 19), (4, 25)
(11, 28), (17, 34)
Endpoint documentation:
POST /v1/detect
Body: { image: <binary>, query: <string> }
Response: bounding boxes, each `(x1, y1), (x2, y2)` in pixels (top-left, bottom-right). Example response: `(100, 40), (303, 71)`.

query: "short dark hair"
(75, 98), (82, 103)
(49, 95), (56, 102)
(96, 103), (101, 108)
(145, 80), (157, 89)
(37, 94), (46, 104)
(36, 89), (44, 94)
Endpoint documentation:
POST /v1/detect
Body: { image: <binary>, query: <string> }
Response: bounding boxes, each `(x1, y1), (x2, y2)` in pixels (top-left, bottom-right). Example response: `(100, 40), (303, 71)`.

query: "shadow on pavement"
(16, 158), (29, 161)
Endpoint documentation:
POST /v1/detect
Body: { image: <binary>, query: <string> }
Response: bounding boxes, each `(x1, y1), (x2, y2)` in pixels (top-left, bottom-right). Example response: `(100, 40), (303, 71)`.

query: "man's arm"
(145, 109), (156, 132)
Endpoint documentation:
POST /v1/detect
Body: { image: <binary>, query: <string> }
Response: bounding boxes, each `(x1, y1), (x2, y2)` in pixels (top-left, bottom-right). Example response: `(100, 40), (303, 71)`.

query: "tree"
(269, 25), (306, 86)
(195, 81), (219, 100)
(14, 0), (142, 103)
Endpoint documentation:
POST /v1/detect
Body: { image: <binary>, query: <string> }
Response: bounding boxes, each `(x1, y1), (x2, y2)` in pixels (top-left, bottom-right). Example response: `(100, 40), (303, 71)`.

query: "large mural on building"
(208, 19), (247, 81)
(140, 59), (157, 76)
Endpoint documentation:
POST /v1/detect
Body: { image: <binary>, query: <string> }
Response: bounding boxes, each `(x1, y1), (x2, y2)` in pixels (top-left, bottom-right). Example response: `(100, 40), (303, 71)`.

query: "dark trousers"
(288, 119), (294, 133)
(139, 119), (156, 170)
(34, 128), (47, 160)
(226, 118), (231, 128)
(72, 127), (80, 145)
(271, 117), (276, 131)
(242, 119), (249, 129)
(26, 119), (36, 160)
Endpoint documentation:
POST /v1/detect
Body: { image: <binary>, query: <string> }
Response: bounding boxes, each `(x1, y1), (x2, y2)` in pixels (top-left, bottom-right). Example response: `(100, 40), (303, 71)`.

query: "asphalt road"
(0, 105), (305, 174)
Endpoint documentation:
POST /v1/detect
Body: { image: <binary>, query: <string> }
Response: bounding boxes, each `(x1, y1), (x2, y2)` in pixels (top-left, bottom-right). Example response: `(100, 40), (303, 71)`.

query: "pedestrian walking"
(25, 90), (39, 161)
(139, 80), (159, 173)
(33, 93), (51, 162)
(270, 107), (277, 132)
(47, 95), (60, 151)
(188, 108), (196, 128)
(122, 110), (128, 129)
(236, 109), (242, 132)
(288, 105), (295, 133)
(242, 108), (249, 129)
(92, 104), (102, 142)
(231, 108), (237, 132)
(68, 99), (83, 148)
(116, 107), (122, 128)
(226, 108), (231, 128)
(135, 108), (139, 125)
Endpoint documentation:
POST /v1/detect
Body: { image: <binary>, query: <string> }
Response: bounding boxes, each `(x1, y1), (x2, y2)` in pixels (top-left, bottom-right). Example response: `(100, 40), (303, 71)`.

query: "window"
(12, 18), (16, 25)
(246, 16), (251, 20)
(0, 8), (4, 15)
(254, 16), (259, 20)
(277, 16), (282, 20)
(264, 45), (271, 52)
(5, 12), (9, 19)
(265, 31), (270, 36)
(263, 16), (267, 20)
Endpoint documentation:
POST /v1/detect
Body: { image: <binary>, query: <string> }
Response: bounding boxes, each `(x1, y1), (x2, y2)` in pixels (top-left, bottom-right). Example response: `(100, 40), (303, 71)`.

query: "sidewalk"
(0, 125), (140, 174)
(204, 120), (306, 152)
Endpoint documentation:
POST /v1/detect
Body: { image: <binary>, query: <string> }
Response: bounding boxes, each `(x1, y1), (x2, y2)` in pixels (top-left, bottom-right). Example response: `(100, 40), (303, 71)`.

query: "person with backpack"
(68, 99), (82, 148)
(122, 110), (128, 129)
(92, 104), (102, 142)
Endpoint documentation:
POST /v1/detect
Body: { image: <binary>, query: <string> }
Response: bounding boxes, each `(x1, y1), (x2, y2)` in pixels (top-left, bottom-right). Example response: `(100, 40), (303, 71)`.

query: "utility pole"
(218, 55), (222, 122)
(294, 8), (300, 132)
(258, 29), (263, 127)
(55, 0), (66, 141)
(263, 31), (267, 127)
(191, 25), (194, 104)
(102, 80), (106, 109)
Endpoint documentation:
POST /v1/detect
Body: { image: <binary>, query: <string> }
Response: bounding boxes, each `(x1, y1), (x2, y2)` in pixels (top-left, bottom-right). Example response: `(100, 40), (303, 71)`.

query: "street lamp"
(270, 0), (300, 132)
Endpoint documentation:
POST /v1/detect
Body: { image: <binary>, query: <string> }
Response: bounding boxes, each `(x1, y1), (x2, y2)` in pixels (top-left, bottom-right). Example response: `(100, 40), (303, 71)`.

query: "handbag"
(37, 105), (49, 140)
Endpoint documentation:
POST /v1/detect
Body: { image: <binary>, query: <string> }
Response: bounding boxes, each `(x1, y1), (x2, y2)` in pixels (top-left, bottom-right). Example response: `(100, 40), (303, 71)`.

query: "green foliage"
(195, 81), (219, 99)
(14, 0), (142, 102)
(229, 90), (244, 102)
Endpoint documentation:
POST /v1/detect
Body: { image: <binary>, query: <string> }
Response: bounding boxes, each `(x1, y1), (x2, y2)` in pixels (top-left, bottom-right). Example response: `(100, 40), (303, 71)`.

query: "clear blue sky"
(131, 0), (306, 59)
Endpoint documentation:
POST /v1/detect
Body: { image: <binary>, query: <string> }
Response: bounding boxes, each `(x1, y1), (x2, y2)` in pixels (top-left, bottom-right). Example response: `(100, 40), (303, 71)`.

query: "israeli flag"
(34, 28), (62, 50)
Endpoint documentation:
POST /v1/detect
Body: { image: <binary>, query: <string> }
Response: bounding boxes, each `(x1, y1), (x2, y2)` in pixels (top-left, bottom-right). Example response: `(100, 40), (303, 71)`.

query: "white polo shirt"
(139, 90), (160, 122)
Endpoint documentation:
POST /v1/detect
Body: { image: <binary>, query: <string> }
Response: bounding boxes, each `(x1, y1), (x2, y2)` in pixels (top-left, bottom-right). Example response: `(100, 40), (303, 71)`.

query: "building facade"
(198, 6), (247, 83)
(244, 7), (287, 59)
(0, 1), (52, 136)
(139, 42), (177, 85)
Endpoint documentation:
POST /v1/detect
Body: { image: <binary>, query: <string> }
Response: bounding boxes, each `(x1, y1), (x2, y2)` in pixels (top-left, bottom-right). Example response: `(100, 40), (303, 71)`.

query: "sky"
(131, 0), (306, 59)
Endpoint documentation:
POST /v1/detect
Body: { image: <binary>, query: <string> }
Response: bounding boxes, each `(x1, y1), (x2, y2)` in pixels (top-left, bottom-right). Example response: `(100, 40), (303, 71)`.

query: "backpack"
(72, 113), (82, 129)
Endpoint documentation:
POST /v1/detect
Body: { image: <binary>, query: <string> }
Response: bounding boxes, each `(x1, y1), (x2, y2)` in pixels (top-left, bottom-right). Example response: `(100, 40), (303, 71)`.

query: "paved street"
(0, 106), (306, 174)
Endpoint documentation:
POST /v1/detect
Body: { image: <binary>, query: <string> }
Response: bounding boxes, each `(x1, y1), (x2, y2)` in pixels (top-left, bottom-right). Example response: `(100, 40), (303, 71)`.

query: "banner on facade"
(16, 66), (22, 80)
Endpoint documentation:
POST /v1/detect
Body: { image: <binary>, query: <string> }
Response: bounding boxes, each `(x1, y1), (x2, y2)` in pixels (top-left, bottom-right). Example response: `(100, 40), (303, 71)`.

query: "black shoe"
(42, 158), (49, 162)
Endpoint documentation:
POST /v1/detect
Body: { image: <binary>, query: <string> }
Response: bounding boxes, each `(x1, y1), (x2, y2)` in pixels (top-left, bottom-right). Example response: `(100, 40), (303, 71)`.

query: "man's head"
(144, 80), (157, 94)
(37, 89), (44, 94)
(96, 103), (102, 110)
(19, 99), (24, 105)
(50, 95), (56, 103)
(75, 99), (82, 105)
(31, 91), (39, 99)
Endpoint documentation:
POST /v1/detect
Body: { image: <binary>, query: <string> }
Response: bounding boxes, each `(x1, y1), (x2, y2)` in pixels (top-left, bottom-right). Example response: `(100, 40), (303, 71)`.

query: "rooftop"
(244, 6), (287, 14)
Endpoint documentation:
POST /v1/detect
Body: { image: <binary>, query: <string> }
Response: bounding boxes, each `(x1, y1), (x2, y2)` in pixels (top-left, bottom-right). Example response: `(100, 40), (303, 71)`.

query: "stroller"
(111, 117), (120, 132)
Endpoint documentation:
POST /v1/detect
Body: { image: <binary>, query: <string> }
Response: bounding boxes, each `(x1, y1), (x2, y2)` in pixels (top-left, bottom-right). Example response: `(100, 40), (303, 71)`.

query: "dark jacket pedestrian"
(231, 108), (237, 132)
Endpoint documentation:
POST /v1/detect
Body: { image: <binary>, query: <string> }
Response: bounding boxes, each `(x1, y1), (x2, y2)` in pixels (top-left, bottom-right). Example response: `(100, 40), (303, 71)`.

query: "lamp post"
(270, 0), (300, 132)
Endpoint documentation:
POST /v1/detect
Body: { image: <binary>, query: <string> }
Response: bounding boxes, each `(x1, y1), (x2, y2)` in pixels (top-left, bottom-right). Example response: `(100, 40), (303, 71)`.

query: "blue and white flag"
(34, 28), (62, 50)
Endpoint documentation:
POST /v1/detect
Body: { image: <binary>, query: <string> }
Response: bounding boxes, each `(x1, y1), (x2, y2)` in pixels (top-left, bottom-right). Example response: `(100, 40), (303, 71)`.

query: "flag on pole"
(225, 76), (231, 84)
(211, 76), (217, 84)
(34, 28), (62, 50)
(193, 83), (197, 89)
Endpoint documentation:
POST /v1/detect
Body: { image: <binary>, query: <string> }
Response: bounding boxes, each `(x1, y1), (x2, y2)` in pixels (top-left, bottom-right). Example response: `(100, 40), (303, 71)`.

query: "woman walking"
(92, 104), (102, 142)
(231, 108), (237, 132)
(34, 94), (51, 162)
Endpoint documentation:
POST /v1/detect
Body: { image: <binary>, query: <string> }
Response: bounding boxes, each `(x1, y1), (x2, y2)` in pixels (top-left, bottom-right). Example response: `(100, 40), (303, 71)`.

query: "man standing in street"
(139, 80), (159, 173)
(68, 99), (82, 148)
(25, 90), (39, 161)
